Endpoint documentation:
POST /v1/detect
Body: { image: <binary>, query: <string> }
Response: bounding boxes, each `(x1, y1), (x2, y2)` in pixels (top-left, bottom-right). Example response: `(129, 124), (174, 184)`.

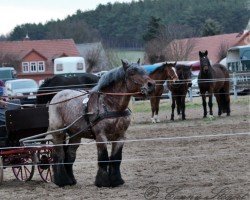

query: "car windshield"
(0, 70), (11, 79)
(11, 80), (38, 90)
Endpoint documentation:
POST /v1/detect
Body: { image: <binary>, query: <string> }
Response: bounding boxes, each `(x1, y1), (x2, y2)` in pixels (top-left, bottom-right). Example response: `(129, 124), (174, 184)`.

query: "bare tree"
(166, 38), (196, 61)
(144, 24), (196, 63)
(85, 47), (102, 73)
(0, 53), (20, 69)
(217, 42), (229, 62)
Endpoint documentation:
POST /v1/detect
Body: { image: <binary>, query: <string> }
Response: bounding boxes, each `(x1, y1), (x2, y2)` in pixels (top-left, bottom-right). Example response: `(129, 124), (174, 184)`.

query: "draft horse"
(48, 59), (155, 187)
(149, 62), (178, 123)
(36, 73), (99, 104)
(168, 64), (192, 120)
(198, 50), (230, 117)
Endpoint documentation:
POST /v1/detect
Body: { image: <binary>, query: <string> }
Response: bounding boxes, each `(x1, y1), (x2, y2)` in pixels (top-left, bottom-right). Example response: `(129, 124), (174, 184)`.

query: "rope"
(1, 151), (249, 168)
(1, 131), (249, 150)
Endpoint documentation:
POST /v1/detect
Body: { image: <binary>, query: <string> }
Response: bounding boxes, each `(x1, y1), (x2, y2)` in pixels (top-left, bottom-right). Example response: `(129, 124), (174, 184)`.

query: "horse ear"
(121, 59), (129, 71)
(137, 58), (140, 65)
(199, 51), (202, 57)
(205, 50), (208, 56)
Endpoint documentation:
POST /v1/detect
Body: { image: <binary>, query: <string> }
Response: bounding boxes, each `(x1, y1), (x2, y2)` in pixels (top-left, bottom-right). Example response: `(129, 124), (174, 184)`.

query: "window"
(38, 61), (45, 72)
(30, 62), (37, 72)
(56, 64), (63, 71)
(77, 62), (84, 70)
(22, 62), (29, 73)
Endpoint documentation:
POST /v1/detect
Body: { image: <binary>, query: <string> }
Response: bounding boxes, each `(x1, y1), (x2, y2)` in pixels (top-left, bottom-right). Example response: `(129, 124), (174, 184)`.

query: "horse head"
(163, 62), (178, 83)
(122, 59), (155, 96)
(176, 64), (192, 87)
(199, 50), (211, 73)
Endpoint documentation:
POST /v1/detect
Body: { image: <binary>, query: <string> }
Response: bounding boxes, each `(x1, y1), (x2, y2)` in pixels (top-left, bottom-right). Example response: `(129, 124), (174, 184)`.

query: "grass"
(114, 50), (145, 63)
(131, 96), (250, 113)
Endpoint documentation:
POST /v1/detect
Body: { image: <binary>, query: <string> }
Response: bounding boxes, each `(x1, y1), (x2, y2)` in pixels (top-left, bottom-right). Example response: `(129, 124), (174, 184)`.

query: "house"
(0, 39), (80, 83)
(76, 42), (109, 72)
(167, 30), (250, 64)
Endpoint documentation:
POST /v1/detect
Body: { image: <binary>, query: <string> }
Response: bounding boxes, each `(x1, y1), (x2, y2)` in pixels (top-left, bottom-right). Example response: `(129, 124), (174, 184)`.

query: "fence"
(187, 72), (250, 101)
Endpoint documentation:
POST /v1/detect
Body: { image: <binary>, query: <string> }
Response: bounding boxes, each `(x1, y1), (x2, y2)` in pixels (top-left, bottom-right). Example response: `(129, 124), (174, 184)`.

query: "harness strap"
(68, 108), (131, 141)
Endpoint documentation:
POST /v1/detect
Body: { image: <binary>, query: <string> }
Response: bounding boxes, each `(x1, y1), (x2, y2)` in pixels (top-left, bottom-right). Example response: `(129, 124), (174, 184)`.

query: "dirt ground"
(1, 96), (249, 200)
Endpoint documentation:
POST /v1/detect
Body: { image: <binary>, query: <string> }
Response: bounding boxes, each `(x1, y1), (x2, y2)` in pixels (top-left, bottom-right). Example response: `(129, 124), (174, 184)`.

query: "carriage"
(0, 102), (53, 184)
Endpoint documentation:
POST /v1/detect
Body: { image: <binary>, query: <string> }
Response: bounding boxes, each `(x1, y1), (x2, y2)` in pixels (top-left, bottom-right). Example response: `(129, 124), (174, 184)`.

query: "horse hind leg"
(109, 139), (125, 187)
(52, 133), (75, 187)
(95, 134), (110, 187)
(171, 97), (176, 120)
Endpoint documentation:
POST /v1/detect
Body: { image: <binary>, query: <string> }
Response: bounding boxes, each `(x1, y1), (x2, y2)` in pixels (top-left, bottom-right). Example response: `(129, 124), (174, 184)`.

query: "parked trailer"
(54, 57), (86, 76)
(0, 104), (53, 184)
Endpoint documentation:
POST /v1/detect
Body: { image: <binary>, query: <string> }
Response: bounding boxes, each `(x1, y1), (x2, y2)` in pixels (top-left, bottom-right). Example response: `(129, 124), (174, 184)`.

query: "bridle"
(124, 70), (147, 92)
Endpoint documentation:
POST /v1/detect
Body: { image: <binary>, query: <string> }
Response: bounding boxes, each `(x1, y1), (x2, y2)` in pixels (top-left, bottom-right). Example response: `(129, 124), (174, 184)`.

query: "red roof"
(168, 31), (250, 63)
(0, 39), (80, 61)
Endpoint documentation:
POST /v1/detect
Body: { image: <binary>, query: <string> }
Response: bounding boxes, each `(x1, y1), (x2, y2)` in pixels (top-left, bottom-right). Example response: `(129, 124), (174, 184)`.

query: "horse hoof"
(110, 177), (125, 187)
(95, 170), (110, 187)
(54, 180), (75, 187)
(156, 119), (160, 123)
(151, 118), (156, 123)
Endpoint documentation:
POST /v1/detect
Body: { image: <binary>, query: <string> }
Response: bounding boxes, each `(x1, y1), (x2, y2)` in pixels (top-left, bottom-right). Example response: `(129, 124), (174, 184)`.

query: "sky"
(0, 0), (135, 35)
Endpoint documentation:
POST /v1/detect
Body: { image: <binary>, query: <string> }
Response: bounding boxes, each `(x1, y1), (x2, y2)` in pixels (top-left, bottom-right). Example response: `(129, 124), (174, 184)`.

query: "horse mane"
(149, 63), (166, 75)
(92, 62), (145, 91)
(92, 67), (125, 91)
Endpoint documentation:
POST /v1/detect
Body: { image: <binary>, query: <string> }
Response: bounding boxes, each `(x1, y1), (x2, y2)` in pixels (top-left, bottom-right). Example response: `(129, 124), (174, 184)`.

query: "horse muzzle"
(141, 80), (155, 95)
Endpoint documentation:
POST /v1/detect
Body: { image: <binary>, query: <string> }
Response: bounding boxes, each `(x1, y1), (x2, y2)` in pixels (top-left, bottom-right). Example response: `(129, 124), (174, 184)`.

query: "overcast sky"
(0, 0), (135, 35)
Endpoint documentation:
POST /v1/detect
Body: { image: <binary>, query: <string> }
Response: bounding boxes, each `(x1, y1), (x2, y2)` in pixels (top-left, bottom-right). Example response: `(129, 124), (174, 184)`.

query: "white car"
(5, 79), (38, 104)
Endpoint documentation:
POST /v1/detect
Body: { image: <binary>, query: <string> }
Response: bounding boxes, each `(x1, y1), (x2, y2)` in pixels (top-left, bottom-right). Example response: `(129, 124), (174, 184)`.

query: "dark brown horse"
(148, 62), (178, 123)
(198, 50), (230, 117)
(168, 64), (192, 120)
(48, 59), (155, 187)
(36, 73), (99, 104)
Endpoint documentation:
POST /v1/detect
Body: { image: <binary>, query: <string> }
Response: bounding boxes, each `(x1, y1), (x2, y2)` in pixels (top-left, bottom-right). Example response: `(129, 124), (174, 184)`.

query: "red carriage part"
(12, 156), (35, 182)
(37, 147), (54, 183)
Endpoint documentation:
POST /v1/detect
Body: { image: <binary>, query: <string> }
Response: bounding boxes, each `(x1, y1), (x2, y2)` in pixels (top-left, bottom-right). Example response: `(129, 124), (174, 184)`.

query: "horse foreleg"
(64, 136), (81, 185)
(109, 139), (125, 187)
(181, 96), (186, 120)
(176, 97), (182, 120)
(171, 97), (176, 121)
(150, 97), (156, 123)
(155, 97), (161, 122)
(201, 93), (207, 118)
(208, 94), (213, 116)
(52, 133), (74, 187)
(95, 134), (110, 187)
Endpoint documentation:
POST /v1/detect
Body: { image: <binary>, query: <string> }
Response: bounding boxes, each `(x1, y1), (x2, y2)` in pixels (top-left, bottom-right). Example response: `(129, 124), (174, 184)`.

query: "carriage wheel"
(0, 156), (3, 184)
(37, 148), (53, 183)
(12, 157), (35, 182)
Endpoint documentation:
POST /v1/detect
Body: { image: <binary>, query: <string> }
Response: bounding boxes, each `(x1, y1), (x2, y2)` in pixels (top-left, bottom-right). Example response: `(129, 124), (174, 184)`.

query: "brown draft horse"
(149, 62), (178, 123)
(48, 59), (155, 187)
(198, 50), (230, 118)
(168, 64), (192, 120)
